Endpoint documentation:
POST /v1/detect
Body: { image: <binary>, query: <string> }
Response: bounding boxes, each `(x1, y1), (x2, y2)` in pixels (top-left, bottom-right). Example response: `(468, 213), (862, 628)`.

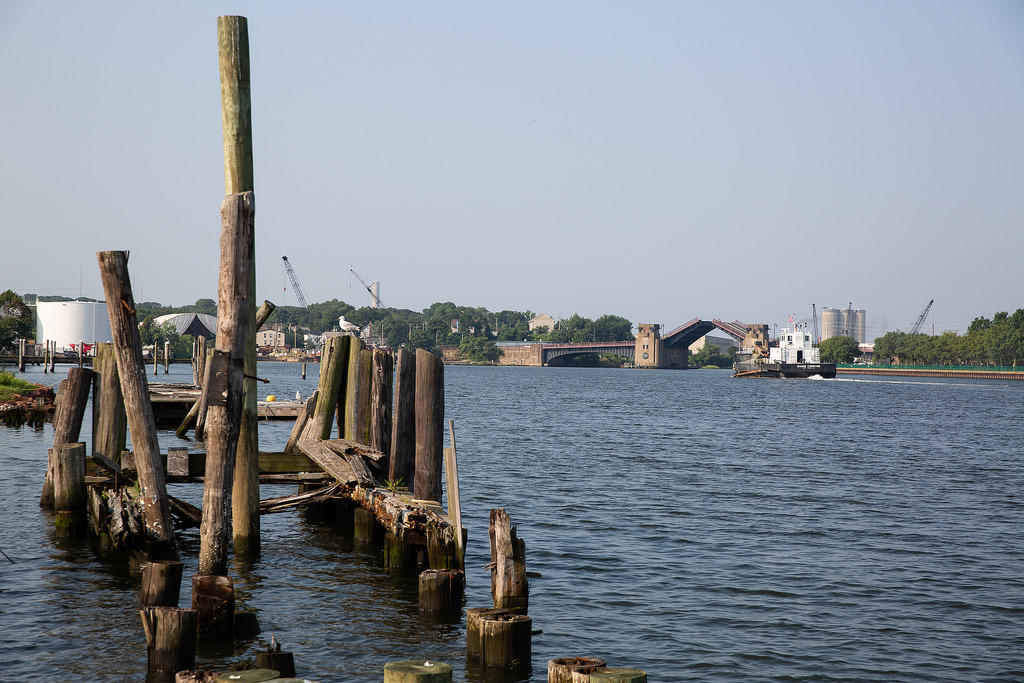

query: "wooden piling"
(589, 669), (647, 683)
(140, 606), (197, 680)
(219, 13), (259, 558)
(92, 343), (126, 465)
(191, 573), (235, 639)
(53, 442), (86, 535)
(168, 447), (190, 479)
(284, 390), (318, 453)
(256, 649), (295, 678)
(198, 192), (253, 576)
(466, 607), (513, 661)
(142, 560), (184, 607)
(18, 338), (25, 372)
(97, 250), (178, 561)
(548, 658), (608, 683)
(49, 340), (56, 372)
(40, 367), (93, 508)
(444, 420), (464, 569)
(193, 348), (215, 440)
(383, 660), (453, 683)
(480, 613), (532, 670)
(164, 340), (170, 374)
(490, 508), (528, 614)
(343, 338), (369, 442)
(301, 362), (306, 379)
(414, 349), (444, 503)
(389, 348), (415, 486)
(384, 531), (417, 573)
(353, 507), (378, 543)
(154, 342), (159, 375)
(418, 569), (465, 613)
(194, 336), (207, 386)
(370, 348), (393, 455)
(78, 340), (84, 368)
(308, 335), (349, 440)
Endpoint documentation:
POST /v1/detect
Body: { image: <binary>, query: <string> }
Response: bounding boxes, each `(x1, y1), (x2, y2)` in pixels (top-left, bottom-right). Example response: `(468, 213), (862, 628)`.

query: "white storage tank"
(35, 301), (113, 351)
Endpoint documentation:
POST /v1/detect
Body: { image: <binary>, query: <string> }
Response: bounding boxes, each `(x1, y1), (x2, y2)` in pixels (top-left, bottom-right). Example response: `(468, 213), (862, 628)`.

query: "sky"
(2, 1), (1022, 337)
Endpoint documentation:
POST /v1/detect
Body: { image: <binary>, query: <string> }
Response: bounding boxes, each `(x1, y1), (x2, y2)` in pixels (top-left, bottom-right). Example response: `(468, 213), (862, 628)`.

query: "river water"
(1, 362), (1022, 681)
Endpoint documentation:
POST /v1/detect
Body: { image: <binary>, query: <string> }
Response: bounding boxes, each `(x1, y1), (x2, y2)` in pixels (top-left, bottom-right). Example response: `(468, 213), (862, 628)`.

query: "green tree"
(818, 335), (860, 363)
(0, 290), (34, 351)
(458, 336), (500, 363)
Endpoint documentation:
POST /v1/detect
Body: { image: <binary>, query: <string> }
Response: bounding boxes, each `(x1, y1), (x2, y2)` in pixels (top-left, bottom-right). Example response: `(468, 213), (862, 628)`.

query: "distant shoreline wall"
(837, 366), (1024, 381)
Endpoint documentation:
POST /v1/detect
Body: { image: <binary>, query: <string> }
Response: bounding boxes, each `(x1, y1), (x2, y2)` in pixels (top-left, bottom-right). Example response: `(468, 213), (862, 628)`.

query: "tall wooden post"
(92, 343), (127, 465)
(78, 340), (84, 368)
(414, 349), (443, 502)
(342, 337), (366, 441)
(198, 192), (253, 576)
(194, 335), (207, 386)
(40, 367), (93, 508)
(42, 339), (48, 373)
(153, 341), (158, 375)
(219, 14), (259, 557)
(18, 338), (25, 372)
(370, 349), (394, 455)
(308, 335), (349, 440)
(389, 348), (416, 486)
(97, 250), (178, 561)
(164, 340), (170, 374)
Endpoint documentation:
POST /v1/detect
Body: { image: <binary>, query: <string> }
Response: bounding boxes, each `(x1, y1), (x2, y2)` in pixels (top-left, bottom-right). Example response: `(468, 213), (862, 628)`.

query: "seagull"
(338, 315), (360, 334)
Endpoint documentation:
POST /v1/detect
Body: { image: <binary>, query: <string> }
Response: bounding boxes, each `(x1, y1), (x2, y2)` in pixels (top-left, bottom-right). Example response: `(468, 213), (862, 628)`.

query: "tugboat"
(733, 325), (836, 379)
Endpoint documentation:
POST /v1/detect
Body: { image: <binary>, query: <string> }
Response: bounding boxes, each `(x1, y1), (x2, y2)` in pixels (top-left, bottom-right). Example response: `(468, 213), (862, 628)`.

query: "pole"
(218, 14), (259, 556)
(97, 250), (178, 560)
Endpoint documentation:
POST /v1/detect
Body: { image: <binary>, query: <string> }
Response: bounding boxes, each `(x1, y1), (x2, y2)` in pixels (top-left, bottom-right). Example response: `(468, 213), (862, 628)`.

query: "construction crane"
(349, 266), (381, 308)
(908, 299), (934, 335)
(281, 256), (309, 308)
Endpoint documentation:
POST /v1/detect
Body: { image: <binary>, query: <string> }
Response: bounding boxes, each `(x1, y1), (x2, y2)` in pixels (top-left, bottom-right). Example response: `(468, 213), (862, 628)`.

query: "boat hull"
(733, 359), (836, 379)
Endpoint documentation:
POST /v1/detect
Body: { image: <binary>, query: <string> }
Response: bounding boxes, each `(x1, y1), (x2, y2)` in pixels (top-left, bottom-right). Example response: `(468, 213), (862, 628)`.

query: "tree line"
(4, 291), (634, 361)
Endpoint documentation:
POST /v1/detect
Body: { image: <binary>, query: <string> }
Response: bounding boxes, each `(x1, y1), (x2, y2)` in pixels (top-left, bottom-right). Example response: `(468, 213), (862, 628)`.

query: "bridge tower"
(634, 323), (662, 368)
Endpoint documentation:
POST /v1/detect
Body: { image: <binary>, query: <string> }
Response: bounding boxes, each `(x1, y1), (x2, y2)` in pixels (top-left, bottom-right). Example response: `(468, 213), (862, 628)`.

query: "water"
(1, 362), (1022, 681)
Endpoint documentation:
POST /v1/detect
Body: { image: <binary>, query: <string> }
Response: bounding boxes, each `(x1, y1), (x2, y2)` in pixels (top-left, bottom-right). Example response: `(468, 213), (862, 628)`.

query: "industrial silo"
(852, 309), (867, 343)
(35, 301), (113, 351)
(820, 307), (842, 341)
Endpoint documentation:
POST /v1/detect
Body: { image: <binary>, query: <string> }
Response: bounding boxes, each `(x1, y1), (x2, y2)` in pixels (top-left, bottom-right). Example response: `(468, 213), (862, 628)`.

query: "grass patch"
(0, 371), (40, 402)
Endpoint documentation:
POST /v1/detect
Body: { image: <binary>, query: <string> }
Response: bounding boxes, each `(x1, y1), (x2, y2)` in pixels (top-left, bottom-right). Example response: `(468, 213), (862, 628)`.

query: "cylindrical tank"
(820, 307), (842, 341)
(35, 301), (112, 351)
(852, 309), (867, 343)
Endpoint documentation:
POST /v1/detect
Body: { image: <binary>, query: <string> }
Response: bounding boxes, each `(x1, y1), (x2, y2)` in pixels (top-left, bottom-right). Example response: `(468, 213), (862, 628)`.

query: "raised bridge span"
(487, 318), (750, 368)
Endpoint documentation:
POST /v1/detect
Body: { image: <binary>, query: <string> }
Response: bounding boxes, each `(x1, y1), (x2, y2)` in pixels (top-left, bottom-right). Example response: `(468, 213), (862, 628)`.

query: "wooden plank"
(296, 440), (360, 486)
(284, 391), (317, 453)
(444, 419), (464, 569)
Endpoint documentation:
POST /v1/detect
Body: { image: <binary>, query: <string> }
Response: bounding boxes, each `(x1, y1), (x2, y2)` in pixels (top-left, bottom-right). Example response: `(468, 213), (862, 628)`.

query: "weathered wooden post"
(307, 335), (349, 440)
(217, 13), (260, 558)
(192, 574), (235, 639)
(53, 442), (87, 536)
(444, 420), (464, 568)
(192, 348), (215, 439)
(480, 612), (532, 670)
(198, 191), (253, 578)
(414, 349), (443, 502)
(284, 390), (318, 453)
(490, 508), (528, 613)
(389, 348), (416, 487)
(142, 560), (185, 607)
(18, 338), (25, 372)
(92, 343), (127, 465)
(548, 658), (608, 683)
(40, 366), (93, 508)
(153, 340), (159, 375)
(140, 606), (197, 681)
(467, 607), (513, 661)
(343, 337), (368, 442)
(370, 348), (393, 455)
(256, 646), (295, 678)
(418, 569), (465, 613)
(301, 361), (306, 379)
(49, 340), (56, 372)
(97, 250), (178, 561)
(78, 340), (84, 368)
(383, 660), (453, 683)
(164, 340), (170, 374)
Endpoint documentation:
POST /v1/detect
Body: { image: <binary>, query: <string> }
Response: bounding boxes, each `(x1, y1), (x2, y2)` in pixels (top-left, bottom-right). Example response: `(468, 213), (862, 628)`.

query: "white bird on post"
(338, 315), (360, 335)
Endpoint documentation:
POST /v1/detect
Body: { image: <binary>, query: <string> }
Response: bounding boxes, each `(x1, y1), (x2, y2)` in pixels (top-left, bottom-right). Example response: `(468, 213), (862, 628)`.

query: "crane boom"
(349, 267), (382, 308)
(908, 299), (934, 335)
(282, 256), (309, 308)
